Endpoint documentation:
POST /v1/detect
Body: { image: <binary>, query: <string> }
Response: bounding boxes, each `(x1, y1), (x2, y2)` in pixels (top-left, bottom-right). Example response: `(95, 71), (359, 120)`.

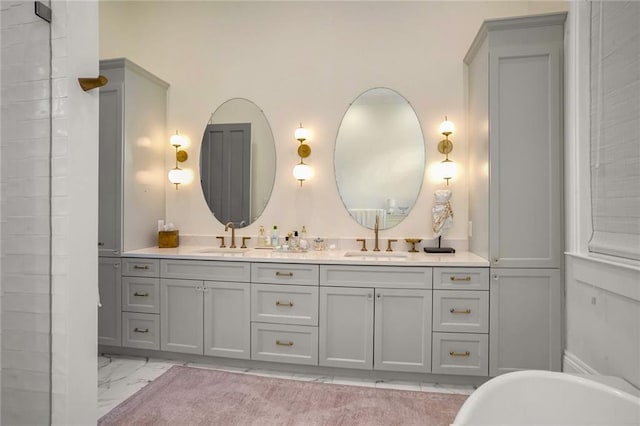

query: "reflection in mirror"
(335, 88), (425, 230)
(200, 98), (276, 228)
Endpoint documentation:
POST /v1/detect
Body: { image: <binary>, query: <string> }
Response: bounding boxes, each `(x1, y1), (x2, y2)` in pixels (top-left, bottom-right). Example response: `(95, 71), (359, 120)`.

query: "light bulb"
(293, 163), (313, 182)
(294, 124), (310, 142)
(438, 159), (457, 181)
(439, 119), (455, 135)
(170, 131), (186, 147)
(168, 167), (188, 185)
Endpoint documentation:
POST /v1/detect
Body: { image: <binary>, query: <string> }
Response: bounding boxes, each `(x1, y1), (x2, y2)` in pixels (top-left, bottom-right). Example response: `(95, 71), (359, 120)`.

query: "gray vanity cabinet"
(98, 257), (121, 346)
(160, 260), (251, 359)
(98, 59), (167, 257)
(465, 13), (566, 375)
(318, 265), (432, 373)
(160, 279), (204, 354)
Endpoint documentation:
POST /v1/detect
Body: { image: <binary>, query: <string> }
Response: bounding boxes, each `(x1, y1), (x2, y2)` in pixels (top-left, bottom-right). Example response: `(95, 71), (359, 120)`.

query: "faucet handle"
(356, 238), (368, 251)
(216, 236), (226, 248)
(241, 236), (251, 249)
(386, 239), (397, 252)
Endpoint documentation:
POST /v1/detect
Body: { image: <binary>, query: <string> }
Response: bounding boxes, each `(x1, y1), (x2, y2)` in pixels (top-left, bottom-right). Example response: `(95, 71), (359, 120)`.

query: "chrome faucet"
(373, 214), (380, 252)
(225, 222), (236, 248)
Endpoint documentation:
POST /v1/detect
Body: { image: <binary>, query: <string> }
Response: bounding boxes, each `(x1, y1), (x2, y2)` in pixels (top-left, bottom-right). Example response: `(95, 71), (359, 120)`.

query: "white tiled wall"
(1, 1), (53, 424)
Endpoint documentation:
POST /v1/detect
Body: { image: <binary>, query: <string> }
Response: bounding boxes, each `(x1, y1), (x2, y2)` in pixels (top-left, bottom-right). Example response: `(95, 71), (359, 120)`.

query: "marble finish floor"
(98, 354), (476, 419)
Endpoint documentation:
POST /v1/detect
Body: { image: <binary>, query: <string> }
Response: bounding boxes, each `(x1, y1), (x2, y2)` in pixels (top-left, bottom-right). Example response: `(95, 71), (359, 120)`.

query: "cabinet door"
(98, 83), (123, 257)
(319, 287), (373, 369)
(203, 281), (250, 359)
(374, 288), (432, 373)
(161, 279), (203, 355)
(489, 44), (562, 269)
(98, 257), (122, 346)
(489, 268), (562, 376)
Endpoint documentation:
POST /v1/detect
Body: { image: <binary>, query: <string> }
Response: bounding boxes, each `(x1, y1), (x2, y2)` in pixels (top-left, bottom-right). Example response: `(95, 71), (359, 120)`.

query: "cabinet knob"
(493, 275), (499, 280)
(133, 292), (149, 297)
(113, 264), (120, 269)
(276, 340), (294, 347)
(449, 351), (471, 357)
(133, 328), (149, 333)
(450, 308), (471, 314)
(493, 258), (499, 264)
(275, 271), (294, 277)
(376, 293), (382, 300)
(275, 300), (294, 307)
(367, 293), (373, 301)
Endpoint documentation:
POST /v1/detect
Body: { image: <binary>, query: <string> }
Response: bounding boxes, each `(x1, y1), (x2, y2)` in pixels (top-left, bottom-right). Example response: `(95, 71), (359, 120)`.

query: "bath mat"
(98, 365), (467, 425)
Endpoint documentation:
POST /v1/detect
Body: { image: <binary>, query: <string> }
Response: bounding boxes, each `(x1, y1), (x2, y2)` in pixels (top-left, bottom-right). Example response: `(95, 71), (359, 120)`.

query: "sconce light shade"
(439, 118), (455, 135)
(293, 162), (313, 183)
(170, 130), (186, 147)
(168, 167), (188, 186)
(438, 159), (457, 182)
(295, 123), (310, 142)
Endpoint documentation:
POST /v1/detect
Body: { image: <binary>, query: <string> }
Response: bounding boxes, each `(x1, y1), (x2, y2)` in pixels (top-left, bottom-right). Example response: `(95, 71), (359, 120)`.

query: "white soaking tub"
(454, 370), (640, 425)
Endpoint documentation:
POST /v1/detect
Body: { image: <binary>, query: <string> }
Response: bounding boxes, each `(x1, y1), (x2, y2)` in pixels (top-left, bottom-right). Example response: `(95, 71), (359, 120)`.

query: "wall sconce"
(292, 123), (313, 186)
(168, 130), (189, 189)
(437, 116), (457, 185)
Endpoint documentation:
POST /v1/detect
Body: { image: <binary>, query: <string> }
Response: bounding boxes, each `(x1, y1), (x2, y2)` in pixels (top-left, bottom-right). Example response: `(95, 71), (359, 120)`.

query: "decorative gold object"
(405, 238), (422, 252)
(78, 75), (108, 91)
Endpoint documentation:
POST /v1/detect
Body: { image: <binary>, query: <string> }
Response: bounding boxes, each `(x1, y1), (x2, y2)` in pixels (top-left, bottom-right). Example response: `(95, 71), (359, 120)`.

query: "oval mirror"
(200, 98), (276, 228)
(335, 88), (425, 229)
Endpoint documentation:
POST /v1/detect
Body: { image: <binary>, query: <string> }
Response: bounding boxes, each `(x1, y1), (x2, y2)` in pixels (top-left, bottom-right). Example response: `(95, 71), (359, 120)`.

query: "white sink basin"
(343, 251), (408, 258)
(193, 247), (251, 254)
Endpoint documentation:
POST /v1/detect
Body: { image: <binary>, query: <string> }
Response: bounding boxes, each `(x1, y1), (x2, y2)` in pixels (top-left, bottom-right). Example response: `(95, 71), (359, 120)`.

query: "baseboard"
(563, 350), (599, 375)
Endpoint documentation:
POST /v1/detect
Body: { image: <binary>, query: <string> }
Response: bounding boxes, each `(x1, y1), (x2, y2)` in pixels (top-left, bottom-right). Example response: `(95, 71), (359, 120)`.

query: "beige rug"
(99, 365), (467, 425)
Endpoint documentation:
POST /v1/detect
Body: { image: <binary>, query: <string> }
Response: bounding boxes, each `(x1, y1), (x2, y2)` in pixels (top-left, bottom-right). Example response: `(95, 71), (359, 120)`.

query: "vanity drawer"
(122, 277), (160, 314)
(432, 332), (488, 376)
(251, 322), (318, 366)
(320, 265), (432, 289)
(433, 268), (489, 290)
(161, 259), (250, 282)
(251, 284), (318, 326)
(122, 312), (160, 350)
(251, 263), (319, 286)
(433, 290), (489, 333)
(122, 258), (160, 277)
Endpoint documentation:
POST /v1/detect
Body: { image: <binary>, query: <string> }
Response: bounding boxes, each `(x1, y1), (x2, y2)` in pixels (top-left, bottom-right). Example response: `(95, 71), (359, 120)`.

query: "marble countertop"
(123, 245), (489, 267)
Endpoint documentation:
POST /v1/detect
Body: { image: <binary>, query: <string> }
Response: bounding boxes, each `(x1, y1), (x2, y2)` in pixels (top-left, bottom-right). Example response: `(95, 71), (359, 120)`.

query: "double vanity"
(99, 248), (491, 380)
(98, 12), (566, 384)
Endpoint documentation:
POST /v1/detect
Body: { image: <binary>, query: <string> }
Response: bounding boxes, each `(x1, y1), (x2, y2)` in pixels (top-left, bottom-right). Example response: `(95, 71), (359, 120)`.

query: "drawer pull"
(449, 351), (471, 357)
(450, 276), (471, 282)
(449, 308), (472, 314)
(276, 340), (294, 347)
(133, 292), (149, 297)
(133, 265), (149, 270)
(275, 271), (293, 277)
(134, 328), (149, 333)
(275, 300), (294, 307)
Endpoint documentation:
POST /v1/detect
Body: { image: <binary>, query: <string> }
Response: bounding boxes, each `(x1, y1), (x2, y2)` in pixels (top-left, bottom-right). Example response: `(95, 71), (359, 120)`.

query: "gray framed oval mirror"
(200, 98), (276, 228)
(334, 88), (425, 229)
